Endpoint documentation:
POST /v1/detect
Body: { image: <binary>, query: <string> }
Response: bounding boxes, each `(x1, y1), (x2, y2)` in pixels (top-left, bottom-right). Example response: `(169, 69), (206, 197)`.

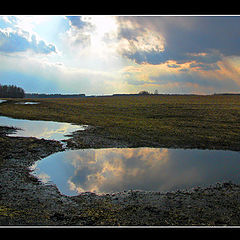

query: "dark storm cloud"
(117, 26), (145, 41)
(122, 50), (167, 65)
(0, 30), (56, 54)
(116, 16), (240, 65)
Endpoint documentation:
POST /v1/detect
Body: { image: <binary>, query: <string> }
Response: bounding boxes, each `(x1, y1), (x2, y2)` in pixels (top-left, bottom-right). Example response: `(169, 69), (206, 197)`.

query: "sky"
(1, 15), (240, 95)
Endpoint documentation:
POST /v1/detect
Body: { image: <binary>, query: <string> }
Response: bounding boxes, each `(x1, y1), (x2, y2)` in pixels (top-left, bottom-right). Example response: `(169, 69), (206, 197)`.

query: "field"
(2, 94), (240, 226)
(1, 94), (240, 151)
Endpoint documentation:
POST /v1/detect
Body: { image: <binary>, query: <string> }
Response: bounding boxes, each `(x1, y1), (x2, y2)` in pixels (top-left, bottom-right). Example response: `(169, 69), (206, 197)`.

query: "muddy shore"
(1, 126), (240, 226)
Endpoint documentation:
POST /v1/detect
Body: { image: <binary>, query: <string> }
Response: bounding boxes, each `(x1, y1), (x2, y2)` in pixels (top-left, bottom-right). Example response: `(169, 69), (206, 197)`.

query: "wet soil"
(1, 126), (240, 226)
(63, 124), (240, 152)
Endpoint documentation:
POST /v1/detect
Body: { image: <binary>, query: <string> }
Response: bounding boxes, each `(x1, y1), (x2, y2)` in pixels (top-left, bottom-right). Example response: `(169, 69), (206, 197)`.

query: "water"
(30, 147), (240, 196)
(0, 116), (87, 141)
(0, 100), (39, 104)
(1, 114), (240, 196)
(15, 102), (39, 105)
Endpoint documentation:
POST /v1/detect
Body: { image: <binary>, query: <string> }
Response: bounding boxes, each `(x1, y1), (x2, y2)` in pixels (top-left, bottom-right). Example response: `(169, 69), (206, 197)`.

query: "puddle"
(2, 113), (240, 196)
(30, 147), (240, 196)
(15, 102), (40, 104)
(0, 100), (6, 104)
(0, 116), (87, 141)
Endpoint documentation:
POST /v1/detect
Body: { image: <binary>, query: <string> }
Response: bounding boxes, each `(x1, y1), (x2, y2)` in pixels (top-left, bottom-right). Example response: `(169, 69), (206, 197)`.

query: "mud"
(1, 126), (240, 226)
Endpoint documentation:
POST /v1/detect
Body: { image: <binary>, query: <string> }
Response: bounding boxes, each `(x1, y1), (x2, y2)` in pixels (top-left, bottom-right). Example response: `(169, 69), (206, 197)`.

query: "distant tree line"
(25, 93), (85, 98)
(113, 90), (158, 97)
(0, 84), (25, 98)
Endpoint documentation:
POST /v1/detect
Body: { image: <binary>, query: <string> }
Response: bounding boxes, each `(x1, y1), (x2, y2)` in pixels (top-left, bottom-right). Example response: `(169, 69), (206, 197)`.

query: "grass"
(1, 94), (240, 150)
(0, 205), (21, 218)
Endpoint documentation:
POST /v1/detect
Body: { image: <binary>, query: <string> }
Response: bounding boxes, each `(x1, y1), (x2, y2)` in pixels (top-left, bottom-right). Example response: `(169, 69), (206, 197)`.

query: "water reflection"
(0, 116), (87, 141)
(0, 100), (6, 104)
(31, 148), (240, 196)
(15, 102), (39, 104)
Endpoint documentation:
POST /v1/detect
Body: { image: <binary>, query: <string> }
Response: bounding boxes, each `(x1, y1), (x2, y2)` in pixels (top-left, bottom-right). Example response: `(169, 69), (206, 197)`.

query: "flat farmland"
(1, 94), (240, 150)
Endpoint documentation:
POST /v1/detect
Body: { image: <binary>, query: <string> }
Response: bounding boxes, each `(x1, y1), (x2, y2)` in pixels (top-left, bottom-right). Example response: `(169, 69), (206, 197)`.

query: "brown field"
(1, 94), (240, 150)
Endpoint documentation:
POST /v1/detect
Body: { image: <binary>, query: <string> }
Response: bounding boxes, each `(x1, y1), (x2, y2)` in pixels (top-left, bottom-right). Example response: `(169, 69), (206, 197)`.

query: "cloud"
(0, 28), (56, 54)
(64, 16), (95, 49)
(189, 62), (220, 71)
(149, 67), (240, 94)
(112, 16), (240, 94)
(167, 63), (180, 68)
(66, 16), (94, 30)
(122, 49), (165, 65)
(0, 16), (18, 28)
(30, 34), (56, 54)
(115, 16), (240, 67)
(120, 56), (240, 94)
(115, 22), (165, 64)
(2, 15), (240, 96)
(66, 16), (87, 29)
(0, 53), (125, 95)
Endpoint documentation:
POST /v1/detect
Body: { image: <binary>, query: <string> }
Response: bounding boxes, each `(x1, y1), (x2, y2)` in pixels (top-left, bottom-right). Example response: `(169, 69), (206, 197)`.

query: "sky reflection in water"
(1, 115), (240, 196)
(0, 116), (86, 141)
(15, 102), (40, 105)
(31, 147), (240, 196)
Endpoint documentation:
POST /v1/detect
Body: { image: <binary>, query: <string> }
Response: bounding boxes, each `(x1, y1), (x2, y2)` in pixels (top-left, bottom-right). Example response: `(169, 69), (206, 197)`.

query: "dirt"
(62, 125), (130, 149)
(1, 126), (240, 226)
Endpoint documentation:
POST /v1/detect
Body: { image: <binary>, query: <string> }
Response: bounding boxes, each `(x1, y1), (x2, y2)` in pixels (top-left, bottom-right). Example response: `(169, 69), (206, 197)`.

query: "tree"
(138, 90), (150, 95)
(0, 84), (25, 98)
(154, 89), (158, 95)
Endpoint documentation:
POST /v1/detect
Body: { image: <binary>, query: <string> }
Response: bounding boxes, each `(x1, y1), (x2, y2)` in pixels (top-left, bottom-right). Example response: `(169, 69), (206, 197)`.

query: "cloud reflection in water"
(31, 148), (240, 196)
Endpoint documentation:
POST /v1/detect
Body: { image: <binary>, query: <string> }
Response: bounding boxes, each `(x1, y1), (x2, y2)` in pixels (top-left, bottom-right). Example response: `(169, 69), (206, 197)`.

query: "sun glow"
(86, 16), (118, 55)
(87, 15), (117, 38)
